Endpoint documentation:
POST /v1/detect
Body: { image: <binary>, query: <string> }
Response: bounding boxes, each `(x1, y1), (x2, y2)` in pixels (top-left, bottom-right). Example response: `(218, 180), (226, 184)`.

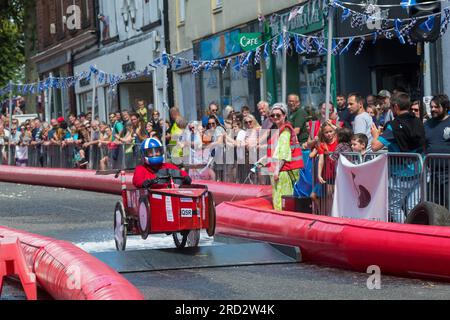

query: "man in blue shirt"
(202, 103), (224, 128)
(371, 92), (426, 222)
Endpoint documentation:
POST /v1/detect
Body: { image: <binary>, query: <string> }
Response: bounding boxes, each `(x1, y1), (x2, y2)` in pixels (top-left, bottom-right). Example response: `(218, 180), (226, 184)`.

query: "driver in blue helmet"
(133, 137), (192, 189)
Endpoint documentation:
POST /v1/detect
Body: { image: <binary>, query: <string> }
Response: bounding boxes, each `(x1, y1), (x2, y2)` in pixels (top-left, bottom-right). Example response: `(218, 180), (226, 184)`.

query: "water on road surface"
(1, 181), (450, 300)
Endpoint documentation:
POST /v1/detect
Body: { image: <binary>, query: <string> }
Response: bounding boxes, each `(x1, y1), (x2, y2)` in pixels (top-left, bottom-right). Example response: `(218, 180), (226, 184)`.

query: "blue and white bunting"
(263, 42), (270, 62)
(233, 56), (241, 72)
(355, 38), (365, 55)
(395, 19), (405, 44)
(401, 0), (416, 8)
(420, 16), (436, 32)
(254, 47), (261, 65)
(341, 8), (351, 22)
(294, 34), (305, 53)
(340, 38), (354, 55)
(241, 51), (253, 67)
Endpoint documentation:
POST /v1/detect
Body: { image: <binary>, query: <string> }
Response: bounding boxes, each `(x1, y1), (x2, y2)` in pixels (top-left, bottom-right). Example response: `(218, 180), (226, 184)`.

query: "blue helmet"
(141, 138), (164, 166)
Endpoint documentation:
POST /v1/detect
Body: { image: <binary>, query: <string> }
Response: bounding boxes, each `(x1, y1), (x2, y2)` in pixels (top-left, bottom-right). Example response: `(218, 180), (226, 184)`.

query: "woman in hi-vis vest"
(256, 103), (304, 210)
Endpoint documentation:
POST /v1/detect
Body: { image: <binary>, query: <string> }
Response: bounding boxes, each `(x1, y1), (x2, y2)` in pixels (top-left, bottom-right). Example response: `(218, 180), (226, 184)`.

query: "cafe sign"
(238, 33), (262, 52)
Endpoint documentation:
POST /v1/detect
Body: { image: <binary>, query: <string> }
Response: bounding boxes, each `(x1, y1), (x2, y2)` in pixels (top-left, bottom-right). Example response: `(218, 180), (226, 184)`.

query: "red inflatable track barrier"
(217, 198), (450, 282)
(0, 166), (272, 204)
(0, 227), (144, 300)
(0, 166), (123, 194)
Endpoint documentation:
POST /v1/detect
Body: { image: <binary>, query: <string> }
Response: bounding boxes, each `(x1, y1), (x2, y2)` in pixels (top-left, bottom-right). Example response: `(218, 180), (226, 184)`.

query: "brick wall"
(35, 0), (97, 53)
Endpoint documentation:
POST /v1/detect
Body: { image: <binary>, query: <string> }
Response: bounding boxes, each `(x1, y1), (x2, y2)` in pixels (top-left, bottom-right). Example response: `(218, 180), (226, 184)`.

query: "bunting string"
(2, 0), (450, 96)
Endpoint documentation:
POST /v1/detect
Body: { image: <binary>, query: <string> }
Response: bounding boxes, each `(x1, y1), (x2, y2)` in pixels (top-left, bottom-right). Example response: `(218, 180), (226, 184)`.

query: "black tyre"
(173, 230), (189, 248)
(114, 201), (127, 251)
(138, 196), (150, 240)
(406, 201), (450, 226)
(207, 192), (216, 237)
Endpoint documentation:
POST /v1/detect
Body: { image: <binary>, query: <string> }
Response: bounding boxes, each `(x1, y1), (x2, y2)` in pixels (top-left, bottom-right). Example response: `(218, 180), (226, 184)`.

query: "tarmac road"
(1, 181), (450, 300)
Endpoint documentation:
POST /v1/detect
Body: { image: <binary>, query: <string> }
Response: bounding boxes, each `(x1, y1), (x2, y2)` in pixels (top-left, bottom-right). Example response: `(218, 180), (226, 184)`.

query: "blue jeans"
(389, 175), (421, 223)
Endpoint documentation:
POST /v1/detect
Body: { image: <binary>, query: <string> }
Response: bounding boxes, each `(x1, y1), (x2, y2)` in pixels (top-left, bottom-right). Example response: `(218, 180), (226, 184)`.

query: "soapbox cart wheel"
(114, 201), (127, 251)
(138, 196), (151, 240)
(207, 192), (216, 237)
(173, 229), (200, 249)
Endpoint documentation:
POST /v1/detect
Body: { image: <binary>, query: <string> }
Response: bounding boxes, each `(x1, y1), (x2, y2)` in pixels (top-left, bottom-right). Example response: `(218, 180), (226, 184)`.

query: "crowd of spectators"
(1, 90), (449, 193)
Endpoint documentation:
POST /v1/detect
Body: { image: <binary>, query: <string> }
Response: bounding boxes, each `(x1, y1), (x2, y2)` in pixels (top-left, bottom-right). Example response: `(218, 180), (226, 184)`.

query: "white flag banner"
(332, 154), (388, 222)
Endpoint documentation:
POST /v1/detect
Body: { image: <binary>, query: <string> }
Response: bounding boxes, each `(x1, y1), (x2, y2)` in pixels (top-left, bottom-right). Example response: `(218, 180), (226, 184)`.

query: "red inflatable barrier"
(0, 166), (122, 194)
(0, 227), (144, 300)
(0, 166), (272, 204)
(216, 198), (450, 282)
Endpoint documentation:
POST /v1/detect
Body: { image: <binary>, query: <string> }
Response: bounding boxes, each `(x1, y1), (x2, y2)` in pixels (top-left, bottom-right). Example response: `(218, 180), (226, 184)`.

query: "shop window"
(79, 91), (93, 114)
(201, 66), (250, 114)
(105, 86), (119, 117)
(212, 0), (223, 13)
(118, 81), (154, 112)
(298, 55), (327, 111)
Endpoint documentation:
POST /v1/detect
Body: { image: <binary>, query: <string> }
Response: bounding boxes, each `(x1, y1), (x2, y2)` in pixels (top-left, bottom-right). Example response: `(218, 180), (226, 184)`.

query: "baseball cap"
(378, 90), (391, 98)
(57, 117), (65, 123)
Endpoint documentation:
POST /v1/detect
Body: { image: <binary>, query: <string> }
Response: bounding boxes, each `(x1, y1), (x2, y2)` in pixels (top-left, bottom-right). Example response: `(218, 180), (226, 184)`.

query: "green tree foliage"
(0, 0), (27, 88)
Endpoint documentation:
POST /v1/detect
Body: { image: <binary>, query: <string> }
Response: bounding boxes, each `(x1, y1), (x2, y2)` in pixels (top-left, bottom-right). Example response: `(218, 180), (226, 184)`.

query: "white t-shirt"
(353, 112), (373, 149)
(15, 145), (28, 160)
(0, 130), (10, 145)
(235, 129), (246, 163)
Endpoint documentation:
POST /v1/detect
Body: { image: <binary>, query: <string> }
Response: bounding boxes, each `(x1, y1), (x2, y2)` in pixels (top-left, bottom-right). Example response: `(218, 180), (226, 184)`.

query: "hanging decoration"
(355, 37), (366, 55)
(3, 0), (450, 97)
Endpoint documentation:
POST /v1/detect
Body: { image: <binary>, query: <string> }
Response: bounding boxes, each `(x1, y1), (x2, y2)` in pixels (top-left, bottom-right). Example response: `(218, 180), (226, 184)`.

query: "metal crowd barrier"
(171, 140), (269, 184)
(423, 154), (450, 211)
(311, 152), (423, 223)
(386, 152), (422, 223)
(1, 143), (143, 171)
(2, 130), (273, 186)
(311, 152), (363, 216)
(5, 141), (449, 224)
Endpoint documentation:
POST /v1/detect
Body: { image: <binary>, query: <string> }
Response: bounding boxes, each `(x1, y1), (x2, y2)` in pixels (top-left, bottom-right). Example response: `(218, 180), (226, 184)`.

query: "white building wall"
(171, 0), (306, 53)
(169, 0), (304, 118)
(74, 0), (166, 122)
(443, 23), (450, 95)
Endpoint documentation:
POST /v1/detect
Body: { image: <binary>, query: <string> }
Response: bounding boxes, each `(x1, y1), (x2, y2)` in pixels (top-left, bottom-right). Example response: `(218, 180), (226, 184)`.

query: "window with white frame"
(178, 0), (186, 24)
(213, 0), (223, 11)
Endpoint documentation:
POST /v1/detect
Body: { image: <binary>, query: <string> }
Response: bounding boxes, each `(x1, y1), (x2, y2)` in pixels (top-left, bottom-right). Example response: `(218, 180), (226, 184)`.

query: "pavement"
(1, 181), (450, 300)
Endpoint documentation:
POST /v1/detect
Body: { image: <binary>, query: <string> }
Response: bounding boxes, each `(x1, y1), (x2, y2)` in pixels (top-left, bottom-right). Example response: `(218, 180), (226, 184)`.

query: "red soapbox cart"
(98, 170), (216, 251)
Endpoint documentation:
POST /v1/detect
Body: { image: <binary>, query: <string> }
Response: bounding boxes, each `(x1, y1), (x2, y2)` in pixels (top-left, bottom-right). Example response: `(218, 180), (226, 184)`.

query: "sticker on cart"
(165, 196), (174, 222)
(152, 194), (162, 200)
(178, 190), (194, 195)
(180, 198), (193, 203)
(181, 208), (193, 218)
(202, 195), (206, 220)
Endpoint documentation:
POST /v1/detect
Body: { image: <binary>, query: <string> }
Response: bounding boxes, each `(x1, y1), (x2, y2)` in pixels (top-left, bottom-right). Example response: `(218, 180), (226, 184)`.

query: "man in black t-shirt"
(336, 94), (354, 129)
(425, 94), (450, 154)
(424, 94), (450, 210)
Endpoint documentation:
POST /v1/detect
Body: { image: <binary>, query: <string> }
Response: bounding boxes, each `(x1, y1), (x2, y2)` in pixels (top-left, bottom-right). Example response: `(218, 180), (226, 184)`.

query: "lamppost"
(325, 2), (334, 121)
(8, 81), (13, 165)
